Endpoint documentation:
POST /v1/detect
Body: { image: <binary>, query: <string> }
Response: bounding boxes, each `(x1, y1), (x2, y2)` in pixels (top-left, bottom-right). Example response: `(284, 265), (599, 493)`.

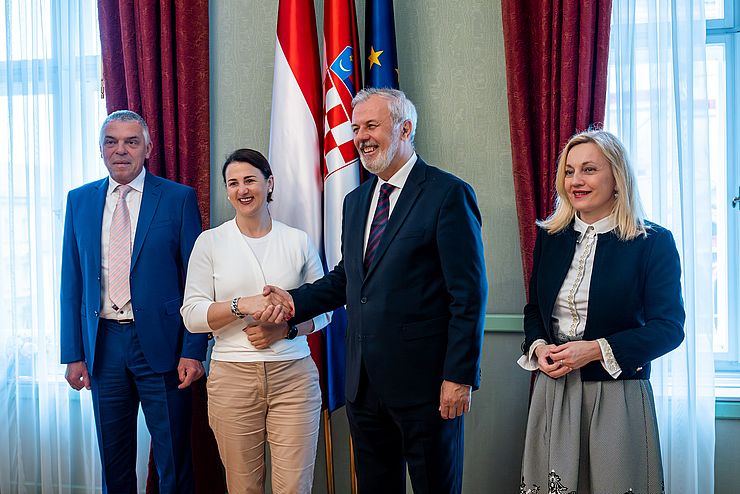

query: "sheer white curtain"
(605, 1), (715, 493)
(0, 1), (149, 492)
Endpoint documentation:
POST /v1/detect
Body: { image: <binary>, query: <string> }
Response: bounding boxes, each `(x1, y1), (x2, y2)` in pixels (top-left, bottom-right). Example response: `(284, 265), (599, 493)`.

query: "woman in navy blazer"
(518, 130), (684, 494)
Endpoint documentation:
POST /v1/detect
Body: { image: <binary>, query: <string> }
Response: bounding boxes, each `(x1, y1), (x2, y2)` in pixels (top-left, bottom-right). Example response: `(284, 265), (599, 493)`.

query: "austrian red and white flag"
(269, 0), (324, 247)
(268, 0), (328, 404)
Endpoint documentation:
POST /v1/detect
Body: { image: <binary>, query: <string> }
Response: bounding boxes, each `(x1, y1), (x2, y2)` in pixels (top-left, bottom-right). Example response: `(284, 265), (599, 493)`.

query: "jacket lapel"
(92, 178), (109, 273)
(131, 172), (162, 270)
(349, 177), (376, 273)
(364, 159), (426, 279)
(541, 227), (578, 337)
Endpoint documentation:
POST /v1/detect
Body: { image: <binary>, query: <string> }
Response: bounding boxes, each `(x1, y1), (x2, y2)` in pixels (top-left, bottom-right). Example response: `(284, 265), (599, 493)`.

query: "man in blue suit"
(265, 88), (487, 493)
(60, 110), (207, 493)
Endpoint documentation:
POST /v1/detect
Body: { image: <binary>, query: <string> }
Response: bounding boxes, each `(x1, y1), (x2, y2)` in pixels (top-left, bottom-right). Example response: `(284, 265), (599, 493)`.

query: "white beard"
(359, 132), (400, 176)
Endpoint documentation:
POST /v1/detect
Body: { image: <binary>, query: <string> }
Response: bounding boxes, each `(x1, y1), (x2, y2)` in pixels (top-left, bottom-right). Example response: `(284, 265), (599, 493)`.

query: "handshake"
(236, 285), (296, 321)
(235, 286), (297, 349)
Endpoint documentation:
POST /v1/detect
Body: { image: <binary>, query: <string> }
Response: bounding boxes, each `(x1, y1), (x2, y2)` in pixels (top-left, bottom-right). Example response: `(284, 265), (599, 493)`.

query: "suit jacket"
(60, 171), (208, 375)
(291, 158), (487, 407)
(523, 222), (685, 381)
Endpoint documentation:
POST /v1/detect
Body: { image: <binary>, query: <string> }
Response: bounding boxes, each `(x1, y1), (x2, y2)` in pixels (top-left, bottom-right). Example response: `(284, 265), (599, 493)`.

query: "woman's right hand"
(535, 344), (572, 379)
(237, 294), (272, 318)
(253, 304), (287, 323)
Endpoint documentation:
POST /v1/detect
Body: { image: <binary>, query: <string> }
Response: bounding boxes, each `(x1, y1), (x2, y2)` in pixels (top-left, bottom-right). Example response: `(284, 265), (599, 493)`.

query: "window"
(0, 2), (110, 490)
(0, 0), (107, 383)
(706, 0), (740, 398)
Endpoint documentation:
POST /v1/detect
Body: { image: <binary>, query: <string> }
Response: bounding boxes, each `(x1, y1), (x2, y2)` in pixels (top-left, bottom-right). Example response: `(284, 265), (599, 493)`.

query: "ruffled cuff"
(597, 338), (622, 378)
(516, 339), (548, 371)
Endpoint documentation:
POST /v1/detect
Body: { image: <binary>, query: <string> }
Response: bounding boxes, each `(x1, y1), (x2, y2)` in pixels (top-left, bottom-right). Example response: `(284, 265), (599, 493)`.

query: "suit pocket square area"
(148, 220), (174, 230)
(401, 315), (448, 340)
(397, 228), (425, 240)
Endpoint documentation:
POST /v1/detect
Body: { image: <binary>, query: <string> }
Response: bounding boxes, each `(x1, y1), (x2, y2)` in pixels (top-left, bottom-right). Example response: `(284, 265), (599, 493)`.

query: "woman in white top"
(181, 148), (330, 494)
(518, 130), (684, 494)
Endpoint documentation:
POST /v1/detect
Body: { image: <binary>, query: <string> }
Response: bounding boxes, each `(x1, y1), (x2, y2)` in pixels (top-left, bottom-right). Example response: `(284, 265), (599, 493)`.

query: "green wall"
(209, 1), (740, 492)
(209, 0), (525, 315)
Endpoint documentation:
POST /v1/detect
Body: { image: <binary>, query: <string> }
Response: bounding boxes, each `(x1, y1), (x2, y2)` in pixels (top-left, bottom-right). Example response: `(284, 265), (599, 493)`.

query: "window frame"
(0, 0), (107, 382)
(706, 0), (740, 399)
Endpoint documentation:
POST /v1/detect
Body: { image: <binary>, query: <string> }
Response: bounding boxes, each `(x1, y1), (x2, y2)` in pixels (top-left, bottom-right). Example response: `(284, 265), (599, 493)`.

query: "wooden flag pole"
(349, 433), (358, 494)
(323, 409), (335, 494)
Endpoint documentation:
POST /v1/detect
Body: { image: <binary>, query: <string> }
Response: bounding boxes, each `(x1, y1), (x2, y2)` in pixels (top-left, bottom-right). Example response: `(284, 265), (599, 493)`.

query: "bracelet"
(230, 297), (245, 319)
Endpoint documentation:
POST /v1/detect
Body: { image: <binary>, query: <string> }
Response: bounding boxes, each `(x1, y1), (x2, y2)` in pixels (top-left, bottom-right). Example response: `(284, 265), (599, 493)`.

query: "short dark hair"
(222, 148), (274, 202)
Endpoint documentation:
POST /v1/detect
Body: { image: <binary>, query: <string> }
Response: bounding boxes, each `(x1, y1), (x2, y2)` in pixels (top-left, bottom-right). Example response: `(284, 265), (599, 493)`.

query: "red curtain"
(501, 0), (612, 293)
(97, 1), (223, 492)
(98, 0), (210, 226)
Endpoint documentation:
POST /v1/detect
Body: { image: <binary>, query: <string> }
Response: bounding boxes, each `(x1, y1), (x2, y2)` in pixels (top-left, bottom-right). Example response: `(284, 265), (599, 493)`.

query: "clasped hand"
(238, 286), (296, 349)
(534, 340), (601, 379)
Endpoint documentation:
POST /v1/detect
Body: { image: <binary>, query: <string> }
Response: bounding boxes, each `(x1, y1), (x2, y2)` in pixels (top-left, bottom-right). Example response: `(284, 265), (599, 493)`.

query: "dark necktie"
(364, 183), (395, 270)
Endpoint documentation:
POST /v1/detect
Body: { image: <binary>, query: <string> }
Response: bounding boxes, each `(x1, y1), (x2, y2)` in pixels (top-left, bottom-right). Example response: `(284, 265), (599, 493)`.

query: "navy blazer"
(523, 221), (685, 381)
(60, 172), (208, 375)
(290, 158), (487, 407)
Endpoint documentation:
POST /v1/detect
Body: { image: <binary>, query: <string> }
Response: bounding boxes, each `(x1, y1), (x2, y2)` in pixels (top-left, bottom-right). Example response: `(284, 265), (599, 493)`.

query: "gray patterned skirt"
(519, 369), (664, 494)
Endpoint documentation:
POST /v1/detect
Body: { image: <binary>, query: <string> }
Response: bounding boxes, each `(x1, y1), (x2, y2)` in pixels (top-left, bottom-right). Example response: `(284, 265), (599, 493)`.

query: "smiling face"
(101, 120), (152, 185)
(224, 161), (273, 219)
(351, 94), (412, 180)
(563, 142), (617, 223)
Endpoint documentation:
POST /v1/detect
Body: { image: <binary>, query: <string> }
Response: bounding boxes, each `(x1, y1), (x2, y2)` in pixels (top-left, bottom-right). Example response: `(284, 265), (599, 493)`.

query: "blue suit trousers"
(90, 319), (193, 494)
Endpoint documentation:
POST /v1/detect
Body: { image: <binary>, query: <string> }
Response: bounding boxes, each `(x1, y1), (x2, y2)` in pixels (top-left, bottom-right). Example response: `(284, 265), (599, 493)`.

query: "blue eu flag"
(364, 0), (399, 89)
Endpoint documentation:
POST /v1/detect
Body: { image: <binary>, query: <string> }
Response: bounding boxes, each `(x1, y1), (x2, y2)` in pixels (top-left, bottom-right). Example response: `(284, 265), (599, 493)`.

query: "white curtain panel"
(605, 1), (716, 493)
(0, 1), (149, 492)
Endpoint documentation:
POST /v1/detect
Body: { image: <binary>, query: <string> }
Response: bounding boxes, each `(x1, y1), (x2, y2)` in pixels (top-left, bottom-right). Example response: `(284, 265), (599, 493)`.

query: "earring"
(614, 190), (619, 197)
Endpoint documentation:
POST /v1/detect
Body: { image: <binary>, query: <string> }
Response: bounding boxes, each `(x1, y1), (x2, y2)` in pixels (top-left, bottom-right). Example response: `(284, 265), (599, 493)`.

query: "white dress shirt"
(518, 214), (622, 378)
(100, 167), (146, 321)
(362, 153), (418, 255)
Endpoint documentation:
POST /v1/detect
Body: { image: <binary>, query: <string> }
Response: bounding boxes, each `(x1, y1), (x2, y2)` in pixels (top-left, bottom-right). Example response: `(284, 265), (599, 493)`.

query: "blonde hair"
(538, 129), (648, 240)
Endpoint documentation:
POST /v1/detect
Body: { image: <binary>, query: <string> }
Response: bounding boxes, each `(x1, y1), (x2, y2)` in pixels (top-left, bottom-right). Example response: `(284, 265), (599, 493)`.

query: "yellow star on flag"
(368, 46), (384, 69)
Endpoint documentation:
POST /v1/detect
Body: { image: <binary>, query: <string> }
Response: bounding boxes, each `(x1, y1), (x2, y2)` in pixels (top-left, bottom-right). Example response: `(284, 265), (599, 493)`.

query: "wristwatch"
(286, 325), (299, 340)
(230, 297), (245, 319)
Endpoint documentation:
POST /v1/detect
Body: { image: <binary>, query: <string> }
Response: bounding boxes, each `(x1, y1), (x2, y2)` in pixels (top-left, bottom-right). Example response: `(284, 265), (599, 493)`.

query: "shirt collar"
(574, 214), (617, 238)
(107, 167), (146, 195)
(378, 152), (417, 191)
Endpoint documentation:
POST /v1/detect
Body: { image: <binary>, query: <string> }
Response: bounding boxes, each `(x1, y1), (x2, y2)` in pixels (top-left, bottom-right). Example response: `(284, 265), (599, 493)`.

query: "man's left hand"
(439, 380), (472, 419)
(177, 357), (205, 389)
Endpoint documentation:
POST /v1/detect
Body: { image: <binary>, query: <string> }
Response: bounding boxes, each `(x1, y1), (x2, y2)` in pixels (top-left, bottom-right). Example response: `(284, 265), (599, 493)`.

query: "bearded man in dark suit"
(265, 88), (487, 494)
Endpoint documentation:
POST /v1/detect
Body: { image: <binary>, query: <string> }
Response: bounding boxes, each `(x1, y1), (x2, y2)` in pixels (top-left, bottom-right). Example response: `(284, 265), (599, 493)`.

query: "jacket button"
(93, 310), (99, 317)
(360, 297), (367, 304)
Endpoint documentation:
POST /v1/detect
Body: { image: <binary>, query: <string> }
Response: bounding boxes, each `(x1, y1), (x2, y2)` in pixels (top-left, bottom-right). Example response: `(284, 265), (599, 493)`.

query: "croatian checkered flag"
(321, 0), (363, 412)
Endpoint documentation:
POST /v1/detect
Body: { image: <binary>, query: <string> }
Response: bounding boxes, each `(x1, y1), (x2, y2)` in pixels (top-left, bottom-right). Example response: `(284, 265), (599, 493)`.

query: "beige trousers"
(207, 356), (321, 494)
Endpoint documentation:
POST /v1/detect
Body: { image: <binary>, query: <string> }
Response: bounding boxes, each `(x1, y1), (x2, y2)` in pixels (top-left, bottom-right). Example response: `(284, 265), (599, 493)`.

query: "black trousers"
(346, 363), (464, 494)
